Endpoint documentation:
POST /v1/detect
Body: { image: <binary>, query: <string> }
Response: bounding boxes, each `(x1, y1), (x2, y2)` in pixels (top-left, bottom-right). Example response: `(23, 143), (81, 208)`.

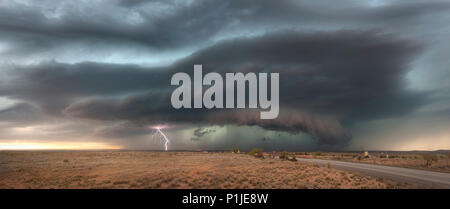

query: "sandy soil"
(308, 152), (450, 173)
(0, 151), (423, 189)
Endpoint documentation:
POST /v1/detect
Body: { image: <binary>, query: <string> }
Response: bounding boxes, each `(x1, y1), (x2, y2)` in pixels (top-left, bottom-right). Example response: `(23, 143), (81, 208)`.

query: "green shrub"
(422, 154), (438, 167)
(280, 151), (297, 161)
(279, 151), (289, 160)
(231, 147), (239, 154)
(313, 151), (323, 156)
(447, 152), (450, 167)
(248, 148), (264, 158)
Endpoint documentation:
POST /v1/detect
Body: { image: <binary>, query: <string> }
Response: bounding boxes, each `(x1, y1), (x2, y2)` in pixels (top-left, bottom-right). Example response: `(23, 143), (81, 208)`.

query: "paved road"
(296, 158), (450, 188)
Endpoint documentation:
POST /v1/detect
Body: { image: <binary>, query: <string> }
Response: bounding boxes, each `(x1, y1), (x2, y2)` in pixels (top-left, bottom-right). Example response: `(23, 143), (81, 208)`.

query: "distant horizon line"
(1, 149), (449, 152)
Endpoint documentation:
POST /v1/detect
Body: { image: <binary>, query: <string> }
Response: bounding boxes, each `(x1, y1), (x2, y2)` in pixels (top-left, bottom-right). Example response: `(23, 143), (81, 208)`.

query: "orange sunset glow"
(0, 141), (122, 150)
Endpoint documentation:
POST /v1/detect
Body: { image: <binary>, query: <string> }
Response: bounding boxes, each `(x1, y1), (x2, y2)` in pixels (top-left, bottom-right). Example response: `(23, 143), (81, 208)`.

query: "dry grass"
(0, 151), (423, 189)
(310, 152), (450, 173)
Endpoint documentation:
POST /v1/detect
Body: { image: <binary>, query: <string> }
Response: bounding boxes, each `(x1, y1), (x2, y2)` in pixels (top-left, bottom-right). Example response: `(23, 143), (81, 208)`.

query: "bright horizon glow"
(391, 134), (450, 151)
(0, 141), (122, 150)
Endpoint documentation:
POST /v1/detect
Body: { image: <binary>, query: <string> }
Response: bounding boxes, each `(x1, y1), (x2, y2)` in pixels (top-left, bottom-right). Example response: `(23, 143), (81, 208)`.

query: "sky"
(0, 0), (449, 151)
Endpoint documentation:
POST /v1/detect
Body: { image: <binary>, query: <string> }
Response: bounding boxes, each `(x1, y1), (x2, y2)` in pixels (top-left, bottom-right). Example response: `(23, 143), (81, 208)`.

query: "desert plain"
(0, 151), (429, 189)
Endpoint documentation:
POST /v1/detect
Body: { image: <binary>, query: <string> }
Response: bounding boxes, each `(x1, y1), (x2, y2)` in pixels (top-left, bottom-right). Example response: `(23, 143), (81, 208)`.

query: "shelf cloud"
(0, 0), (449, 150)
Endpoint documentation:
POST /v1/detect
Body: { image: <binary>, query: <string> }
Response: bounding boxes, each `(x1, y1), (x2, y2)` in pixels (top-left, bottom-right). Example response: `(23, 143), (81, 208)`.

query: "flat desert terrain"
(308, 151), (450, 173)
(0, 151), (423, 189)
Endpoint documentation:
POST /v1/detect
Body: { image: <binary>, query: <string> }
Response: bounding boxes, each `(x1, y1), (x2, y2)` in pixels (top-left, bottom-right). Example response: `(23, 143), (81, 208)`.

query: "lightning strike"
(150, 126), (170, 151)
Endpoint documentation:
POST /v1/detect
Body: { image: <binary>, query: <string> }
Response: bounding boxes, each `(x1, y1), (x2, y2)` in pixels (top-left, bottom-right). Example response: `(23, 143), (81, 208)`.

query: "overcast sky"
(0, 0), (449, 151)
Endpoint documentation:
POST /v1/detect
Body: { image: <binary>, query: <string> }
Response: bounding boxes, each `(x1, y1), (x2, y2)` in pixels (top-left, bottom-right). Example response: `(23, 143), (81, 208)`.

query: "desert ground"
(304, 151), (450, 173)
(0, 151), (425, 189)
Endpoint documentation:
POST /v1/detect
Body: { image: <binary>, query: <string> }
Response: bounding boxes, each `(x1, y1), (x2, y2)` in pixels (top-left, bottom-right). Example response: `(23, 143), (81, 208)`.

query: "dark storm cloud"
(193, 128), (216, 138)
(0, 103), (41, 124)
(64, 30), (424, 117)
(1, 62), (167, 96)
(0, 0), (448, 56)
(1, 0), (448, 149)
(0, 0), (233, 54)
(93, 122), (151, 138)
(0, 61), (169, 115)
(191, 127), (216, 141)
(1, 30), (425, 145)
